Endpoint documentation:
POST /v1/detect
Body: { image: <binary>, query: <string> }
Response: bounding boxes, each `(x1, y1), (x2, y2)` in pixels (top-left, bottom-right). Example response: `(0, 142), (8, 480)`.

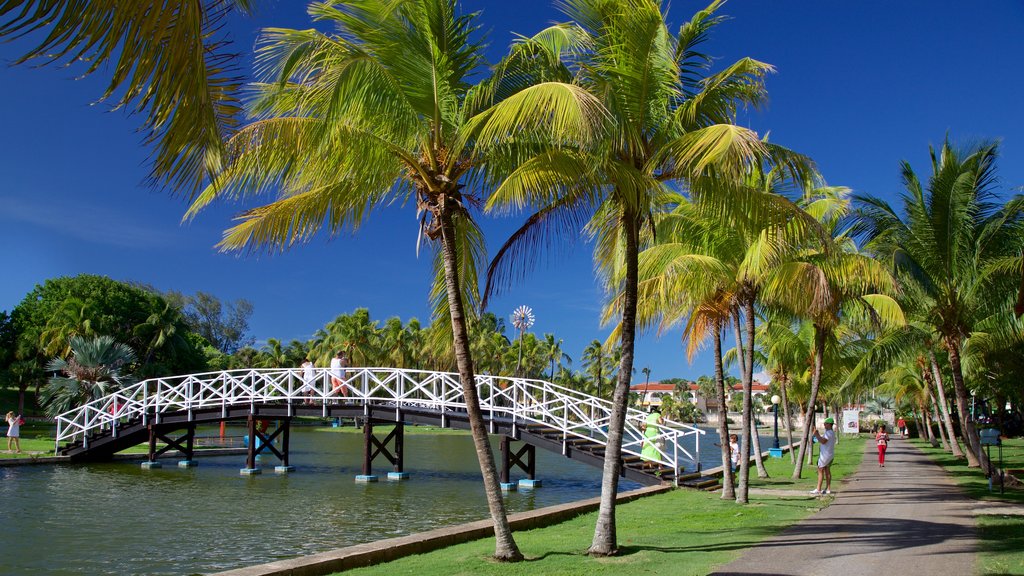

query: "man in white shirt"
(811, 417), (837, 495)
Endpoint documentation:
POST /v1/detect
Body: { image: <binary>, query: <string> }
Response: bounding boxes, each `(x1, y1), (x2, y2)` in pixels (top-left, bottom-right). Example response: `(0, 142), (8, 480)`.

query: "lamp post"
(771, 394), (781, 450)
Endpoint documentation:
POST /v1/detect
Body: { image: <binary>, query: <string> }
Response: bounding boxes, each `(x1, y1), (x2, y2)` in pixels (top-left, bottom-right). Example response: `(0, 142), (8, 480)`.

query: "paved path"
(711, 438), (978, 576)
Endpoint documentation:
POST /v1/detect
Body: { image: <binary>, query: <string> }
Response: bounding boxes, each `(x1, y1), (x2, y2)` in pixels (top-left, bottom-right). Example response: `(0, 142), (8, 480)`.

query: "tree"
(855, 140), (1024, 469)
(42, 335), (137, 416)
(10, 274), (204, 376)
(769, 191), (902, 478)
(178, 291), (254, 355)
(483, 2), (806, 550)
(541, 334), (571, 379)
(0, 0), (255, 195)
(181, 0), (601, 561)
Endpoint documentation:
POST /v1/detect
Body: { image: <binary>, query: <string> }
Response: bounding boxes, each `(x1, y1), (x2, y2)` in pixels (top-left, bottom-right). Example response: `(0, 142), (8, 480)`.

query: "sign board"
(842, 409), (860, 434)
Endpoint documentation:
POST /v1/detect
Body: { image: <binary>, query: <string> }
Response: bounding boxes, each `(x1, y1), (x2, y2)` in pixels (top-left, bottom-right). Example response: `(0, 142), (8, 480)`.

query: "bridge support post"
(500, 436), (539, 490)
(275, 418), (295, 473)
(356, 418), (378, 482)
(241, 415), (261, 475)
(142, 425), (162, 469)
(178, 423), (198, 468)
(358, 420), (408, 482)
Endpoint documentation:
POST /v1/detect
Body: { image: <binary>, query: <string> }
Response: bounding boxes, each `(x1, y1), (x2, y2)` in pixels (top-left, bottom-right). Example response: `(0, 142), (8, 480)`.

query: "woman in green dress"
(641, 406), (664, 462)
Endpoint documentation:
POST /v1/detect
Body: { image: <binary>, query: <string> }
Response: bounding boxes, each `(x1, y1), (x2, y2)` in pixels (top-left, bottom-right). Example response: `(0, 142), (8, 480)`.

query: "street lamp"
(770, 394), (781, 450)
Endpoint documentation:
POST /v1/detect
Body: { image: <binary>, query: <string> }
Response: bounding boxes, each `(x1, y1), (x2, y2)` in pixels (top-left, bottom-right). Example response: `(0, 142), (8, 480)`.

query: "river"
(0, 423), (771, 575)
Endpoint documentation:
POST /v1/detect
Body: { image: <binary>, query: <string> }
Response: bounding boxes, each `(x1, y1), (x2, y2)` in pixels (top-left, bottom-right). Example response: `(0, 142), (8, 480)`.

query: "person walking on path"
(710, 436), (979, 576)
(5, 411), (22, 454)
(897, 416), (907, 438)
(876, 423), (890, 467)
(810, 417), (836, 495)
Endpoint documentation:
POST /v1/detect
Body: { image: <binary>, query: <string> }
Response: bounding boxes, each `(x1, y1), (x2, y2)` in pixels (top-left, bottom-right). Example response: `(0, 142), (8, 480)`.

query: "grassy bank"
(327, 435), (863, 576)
(911, 438), (1024, 574)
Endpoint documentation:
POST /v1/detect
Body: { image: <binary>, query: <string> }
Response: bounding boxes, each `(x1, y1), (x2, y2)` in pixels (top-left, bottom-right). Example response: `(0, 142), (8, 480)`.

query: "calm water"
(0, 424), (766, 575)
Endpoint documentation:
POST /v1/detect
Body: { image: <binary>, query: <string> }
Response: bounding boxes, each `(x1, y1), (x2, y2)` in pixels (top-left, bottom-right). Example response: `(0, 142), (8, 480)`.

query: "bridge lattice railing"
(55, 368), (703, 471)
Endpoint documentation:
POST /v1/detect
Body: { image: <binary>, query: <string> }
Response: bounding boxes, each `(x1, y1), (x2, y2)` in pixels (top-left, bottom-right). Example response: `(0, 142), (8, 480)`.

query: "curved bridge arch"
(55, 368), (704, 486)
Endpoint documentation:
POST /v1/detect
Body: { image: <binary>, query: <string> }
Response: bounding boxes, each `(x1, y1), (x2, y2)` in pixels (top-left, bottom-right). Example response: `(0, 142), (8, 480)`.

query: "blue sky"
(2, 1), (1023, 382)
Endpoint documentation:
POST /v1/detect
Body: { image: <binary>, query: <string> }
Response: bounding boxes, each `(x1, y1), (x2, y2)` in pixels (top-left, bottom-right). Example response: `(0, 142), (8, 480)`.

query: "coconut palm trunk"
(929, 350), (963, 457)
(438, 208), (522, 561)
(713, 323), (735, 499)
(780, 374), (796, 463)
(946, 340), (983, 469)
(732, 311), (768, 478)
(589, 213), (639, 556)
(735, 298), (757, 503)
(793, 326), (826, 478)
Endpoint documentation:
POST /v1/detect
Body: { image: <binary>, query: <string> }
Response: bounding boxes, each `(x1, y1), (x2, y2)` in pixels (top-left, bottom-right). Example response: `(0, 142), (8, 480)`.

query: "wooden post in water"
(356, 418), (377, 482)
(241, 415), (261, 475)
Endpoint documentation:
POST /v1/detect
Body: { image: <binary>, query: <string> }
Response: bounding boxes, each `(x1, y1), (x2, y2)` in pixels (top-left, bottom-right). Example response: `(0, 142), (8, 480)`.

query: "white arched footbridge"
(55, 368), (705, 486)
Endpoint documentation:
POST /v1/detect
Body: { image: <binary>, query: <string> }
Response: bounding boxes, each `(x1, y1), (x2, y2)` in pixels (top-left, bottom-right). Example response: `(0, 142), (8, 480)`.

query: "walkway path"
(711, 437), (978, 576)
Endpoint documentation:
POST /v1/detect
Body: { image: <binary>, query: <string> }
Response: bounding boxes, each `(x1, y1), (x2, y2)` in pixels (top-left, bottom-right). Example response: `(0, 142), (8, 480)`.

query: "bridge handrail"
(55, 368), (703, 471)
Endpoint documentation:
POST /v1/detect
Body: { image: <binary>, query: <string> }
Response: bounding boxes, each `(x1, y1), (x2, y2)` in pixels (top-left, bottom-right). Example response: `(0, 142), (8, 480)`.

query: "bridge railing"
(55, 368), (703, 471)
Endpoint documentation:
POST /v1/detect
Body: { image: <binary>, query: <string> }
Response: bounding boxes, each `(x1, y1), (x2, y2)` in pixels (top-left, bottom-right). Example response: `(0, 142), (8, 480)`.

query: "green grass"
(327, 434), (863, 576)
(747, 434), (863, 493)
(910, 437), (1024, 574)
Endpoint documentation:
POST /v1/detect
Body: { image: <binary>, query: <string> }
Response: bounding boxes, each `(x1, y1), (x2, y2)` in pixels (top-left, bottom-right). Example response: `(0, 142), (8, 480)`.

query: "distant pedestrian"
(300, 358), (316, 404)
(6, 411), (22, 454)
(811, 417), (836, 495)
(729, 433), (740, 472)
(897, 417), (907, 438)
(876, 423), (890, 467)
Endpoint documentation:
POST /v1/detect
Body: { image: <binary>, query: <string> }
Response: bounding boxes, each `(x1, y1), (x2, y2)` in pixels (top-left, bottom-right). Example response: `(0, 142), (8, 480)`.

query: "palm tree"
(181, 0), (601, 560)
(855, 139), (1024, 469)
(769, 191), (903, 478)
(541, 334), (571, 379)
(42, 335), (137, 416)
(483, 2), (811, 551)
(133, 302), (191, 365)
(257, 338), (289, 368)
(0, 0), (254, 195)
(39, 297), (98, 358)
(581, 340), (609, 401)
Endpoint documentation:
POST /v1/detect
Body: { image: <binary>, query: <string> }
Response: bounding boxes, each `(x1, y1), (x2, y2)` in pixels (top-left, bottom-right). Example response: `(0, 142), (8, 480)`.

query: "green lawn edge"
(323, 437), (862, 576)
(909, 437), (1024, 575)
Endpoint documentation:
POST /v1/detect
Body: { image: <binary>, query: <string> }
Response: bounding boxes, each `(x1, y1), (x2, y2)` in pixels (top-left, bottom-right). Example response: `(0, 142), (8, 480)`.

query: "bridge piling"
(358, 420), (406, 482)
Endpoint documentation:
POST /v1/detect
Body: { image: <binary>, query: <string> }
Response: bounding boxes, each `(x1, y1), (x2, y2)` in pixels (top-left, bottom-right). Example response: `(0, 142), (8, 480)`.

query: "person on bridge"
(810, 417), (836, 495)
(876, 423), (890, 467)
(5, 411), (22, 454)
(301, 358), (316, 405)
(330, 351), (349, 399)
(641, 406), (664, 463)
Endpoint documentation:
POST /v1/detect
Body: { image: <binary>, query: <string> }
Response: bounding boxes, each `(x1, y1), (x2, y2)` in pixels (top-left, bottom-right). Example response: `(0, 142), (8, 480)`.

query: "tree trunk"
(793, 326), (826, 479)
(736, 297), (756, 504)
(780, 375), (795, 463)
(921, 395), (938, 447)
(589, 214), (639, 556)
(438, 208), (522, 561)
(733, 309), (765, 475)
(946, 340), (983, 469)
(929, 350), (962, 457)
(713, 323), (734, 500)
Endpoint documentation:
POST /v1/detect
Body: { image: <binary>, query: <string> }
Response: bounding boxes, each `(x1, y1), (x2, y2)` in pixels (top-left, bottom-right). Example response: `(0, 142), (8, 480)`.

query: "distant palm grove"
(2, 0), (1023, 562)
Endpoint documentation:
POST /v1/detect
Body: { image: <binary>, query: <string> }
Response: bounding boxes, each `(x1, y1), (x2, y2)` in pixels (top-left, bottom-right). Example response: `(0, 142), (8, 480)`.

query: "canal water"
(0, 424), (770, 575)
